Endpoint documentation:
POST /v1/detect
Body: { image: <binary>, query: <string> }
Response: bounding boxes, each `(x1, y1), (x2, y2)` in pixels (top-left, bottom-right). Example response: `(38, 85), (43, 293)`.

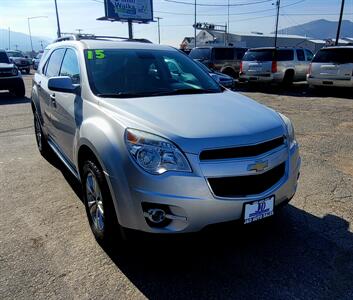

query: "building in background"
(182, 30), (352, 53)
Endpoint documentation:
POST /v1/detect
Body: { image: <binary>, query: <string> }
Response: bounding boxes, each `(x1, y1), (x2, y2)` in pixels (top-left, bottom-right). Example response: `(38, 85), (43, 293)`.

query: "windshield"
(0, 52), (10, 64)
(6, 51), (24, 58)
(313, 48), (353, 64)
(85, 49), (222, 98)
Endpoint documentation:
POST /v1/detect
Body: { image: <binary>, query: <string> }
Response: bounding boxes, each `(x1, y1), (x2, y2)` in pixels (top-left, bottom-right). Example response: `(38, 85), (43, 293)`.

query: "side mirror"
(48, 76), (80, 94)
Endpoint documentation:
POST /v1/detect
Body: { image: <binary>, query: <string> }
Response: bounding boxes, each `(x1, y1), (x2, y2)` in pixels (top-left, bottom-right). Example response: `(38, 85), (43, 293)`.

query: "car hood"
(102, 90), (285, 154)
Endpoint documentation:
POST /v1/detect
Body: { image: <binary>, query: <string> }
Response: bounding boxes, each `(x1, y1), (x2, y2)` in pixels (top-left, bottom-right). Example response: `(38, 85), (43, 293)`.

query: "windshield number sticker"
(87, 50), (105, 60)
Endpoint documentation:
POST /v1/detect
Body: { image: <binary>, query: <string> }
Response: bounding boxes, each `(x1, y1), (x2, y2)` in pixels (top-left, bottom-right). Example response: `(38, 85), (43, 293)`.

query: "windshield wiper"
(96, 92), (155, 98)
(151, 88), (221, 96)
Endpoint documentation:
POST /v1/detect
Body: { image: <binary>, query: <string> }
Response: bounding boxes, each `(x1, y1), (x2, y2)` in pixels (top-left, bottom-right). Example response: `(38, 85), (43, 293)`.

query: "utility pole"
(155, 17), (163, 44)
(54, 0), (61, 38)
(335, 0), (345, 45)
(128, 20), (133, 39)
(40, 41), (44, 50)
(27, 18), (34, 53)
(274, 0), (281, 48)
(194, 0), (197, 48)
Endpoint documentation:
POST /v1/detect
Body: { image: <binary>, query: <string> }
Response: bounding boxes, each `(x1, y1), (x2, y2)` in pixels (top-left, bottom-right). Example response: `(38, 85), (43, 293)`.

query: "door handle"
(50, 93), (57, 108)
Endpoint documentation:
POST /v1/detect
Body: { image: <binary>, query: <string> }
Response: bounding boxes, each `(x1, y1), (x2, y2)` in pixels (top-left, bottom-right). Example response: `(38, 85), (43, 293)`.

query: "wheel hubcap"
(34, 116), (42, 150)
(86, 172), (104, 233)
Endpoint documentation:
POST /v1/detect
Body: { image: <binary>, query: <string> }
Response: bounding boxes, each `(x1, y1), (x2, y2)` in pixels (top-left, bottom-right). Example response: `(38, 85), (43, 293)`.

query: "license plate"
(244, 196), (274, 224)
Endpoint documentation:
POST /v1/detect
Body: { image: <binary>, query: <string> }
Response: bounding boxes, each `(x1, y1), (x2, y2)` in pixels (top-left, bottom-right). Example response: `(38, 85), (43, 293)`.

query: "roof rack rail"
(53, 34), (152, 44)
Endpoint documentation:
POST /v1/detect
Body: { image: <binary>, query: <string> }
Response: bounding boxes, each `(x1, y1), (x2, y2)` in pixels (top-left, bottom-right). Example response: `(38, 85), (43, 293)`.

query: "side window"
(45, 48), (65, 78)
(277, 50), (294, 61)
(296, 49), (305, 61)
(60, 49), (80, 84)
(305, 49), (314, 61)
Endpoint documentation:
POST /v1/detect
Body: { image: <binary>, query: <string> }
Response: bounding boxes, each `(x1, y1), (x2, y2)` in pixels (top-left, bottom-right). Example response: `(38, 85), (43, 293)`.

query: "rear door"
(50, 48), (81, 162)
(311, 48), (353, 80)
(295, 49), (307, 80)
(37, 48), (66, 137)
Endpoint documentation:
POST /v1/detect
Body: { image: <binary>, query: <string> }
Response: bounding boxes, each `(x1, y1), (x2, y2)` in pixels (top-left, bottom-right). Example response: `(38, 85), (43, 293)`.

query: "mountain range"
(0, 28), (52, 52)
(276, 19), (353, 39)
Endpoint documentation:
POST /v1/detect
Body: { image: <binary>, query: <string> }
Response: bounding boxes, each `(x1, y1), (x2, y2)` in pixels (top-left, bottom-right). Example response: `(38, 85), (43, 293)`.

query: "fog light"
(146, 208), (166, 224)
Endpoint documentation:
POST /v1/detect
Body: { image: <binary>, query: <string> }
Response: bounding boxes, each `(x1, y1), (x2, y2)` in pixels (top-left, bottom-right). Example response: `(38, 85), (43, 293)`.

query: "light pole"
(155, 17), (163, 44)
(54, 0), (62, 38)
(194, 0), (197, 48)
(27, 16), (47, 53)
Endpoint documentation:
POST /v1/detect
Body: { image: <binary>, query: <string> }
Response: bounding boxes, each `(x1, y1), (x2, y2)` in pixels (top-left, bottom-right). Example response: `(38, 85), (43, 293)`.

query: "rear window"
(236, 48), (247, 59)
(214, 48), (234, 60)
(243, 50), (274, 61)
(313, 48), (353, 64)
(189, 48), (211, 60)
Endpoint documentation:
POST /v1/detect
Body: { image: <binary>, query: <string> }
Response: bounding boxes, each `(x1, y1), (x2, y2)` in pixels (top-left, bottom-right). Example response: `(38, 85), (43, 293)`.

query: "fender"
(77, 116), (132, 224)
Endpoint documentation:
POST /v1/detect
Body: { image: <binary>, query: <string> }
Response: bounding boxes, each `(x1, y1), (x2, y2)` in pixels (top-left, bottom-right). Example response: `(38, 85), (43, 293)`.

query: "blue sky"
(0, 0), (352, 48)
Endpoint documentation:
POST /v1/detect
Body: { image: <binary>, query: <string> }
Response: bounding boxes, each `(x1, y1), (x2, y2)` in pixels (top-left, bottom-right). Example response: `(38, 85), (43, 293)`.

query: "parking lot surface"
(0, 75), (352, 299)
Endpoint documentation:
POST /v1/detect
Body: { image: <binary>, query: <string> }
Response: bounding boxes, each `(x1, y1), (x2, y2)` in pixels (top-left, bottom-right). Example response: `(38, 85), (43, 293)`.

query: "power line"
(164, 0), (272, 7)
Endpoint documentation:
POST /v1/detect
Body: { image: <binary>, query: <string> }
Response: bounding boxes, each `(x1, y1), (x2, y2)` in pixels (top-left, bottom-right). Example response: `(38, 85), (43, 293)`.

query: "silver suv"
(307, 46), (353, 88)
(31, 35), (300, 243)
(239, 47), (313, 85)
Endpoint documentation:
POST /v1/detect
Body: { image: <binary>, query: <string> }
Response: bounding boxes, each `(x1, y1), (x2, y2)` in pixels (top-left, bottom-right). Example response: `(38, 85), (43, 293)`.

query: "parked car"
(239, 47), (314, 85)
(32, 52), (43, 70)
(6, 50), (31, 74)
(31, 35), (300, 244)
(194, 60), (235, 88)
(0, 50), (25, 97)
(189, 46), (248, 78)
(307, 46), (353, 88)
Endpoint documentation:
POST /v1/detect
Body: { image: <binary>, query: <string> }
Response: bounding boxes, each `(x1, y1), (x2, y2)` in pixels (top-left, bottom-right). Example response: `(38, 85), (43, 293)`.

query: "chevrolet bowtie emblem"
(248, 161), (269, 172)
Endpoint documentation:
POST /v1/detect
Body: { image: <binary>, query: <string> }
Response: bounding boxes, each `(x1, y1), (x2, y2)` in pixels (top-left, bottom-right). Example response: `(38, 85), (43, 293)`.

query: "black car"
(6, 50), (31, 74)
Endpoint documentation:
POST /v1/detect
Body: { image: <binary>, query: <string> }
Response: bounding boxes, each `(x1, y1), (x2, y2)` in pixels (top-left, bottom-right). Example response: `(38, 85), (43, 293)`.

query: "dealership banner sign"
(105, 0), (153, 23)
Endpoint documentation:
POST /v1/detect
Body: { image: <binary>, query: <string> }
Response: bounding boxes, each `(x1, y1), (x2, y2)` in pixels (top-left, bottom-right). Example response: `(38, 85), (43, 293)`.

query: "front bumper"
(307, 75), (353, 88)
(107, 141), (301, 234)
(0, 76), (23, 90)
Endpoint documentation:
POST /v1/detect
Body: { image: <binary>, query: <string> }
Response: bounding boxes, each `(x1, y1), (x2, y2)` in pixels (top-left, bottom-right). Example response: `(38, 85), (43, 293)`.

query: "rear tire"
(82, 159), (121, 246)
(282, 71), (294, 86)
(33, 112), (52, 158)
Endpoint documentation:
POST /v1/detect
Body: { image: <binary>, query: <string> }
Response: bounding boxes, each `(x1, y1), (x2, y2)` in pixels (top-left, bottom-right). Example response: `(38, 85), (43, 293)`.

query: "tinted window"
(60, 49), (80, 84)
(305, 49), (314, 61)
(242, 50), (274, 61)
(313, 48), (353, 63)
(45, 48), (65, 77)
(189, 48), (211, 60)
(276, 50), (294, 61)
(0, 52), (10, 63)
(236, 48), (247, 59)
(214, 48), (234, 60)
(85, 49), (221, 97)
(296, 49), (305, 61)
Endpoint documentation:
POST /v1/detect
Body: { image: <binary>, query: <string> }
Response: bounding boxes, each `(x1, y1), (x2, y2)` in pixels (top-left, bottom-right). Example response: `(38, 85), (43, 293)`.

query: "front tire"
(82, 160), (121, 245)
(11, 81), (25, 98)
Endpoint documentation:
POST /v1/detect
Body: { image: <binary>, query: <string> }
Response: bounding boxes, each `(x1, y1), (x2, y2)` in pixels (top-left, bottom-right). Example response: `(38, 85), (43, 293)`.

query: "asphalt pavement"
(0, 74), (352, 300)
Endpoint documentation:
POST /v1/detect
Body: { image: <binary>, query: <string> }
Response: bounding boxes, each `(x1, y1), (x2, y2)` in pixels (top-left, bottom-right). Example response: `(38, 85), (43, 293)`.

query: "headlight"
(279, 113), (295, 146)
(125, 129), (192, 175)
(12, 68), (18, 76)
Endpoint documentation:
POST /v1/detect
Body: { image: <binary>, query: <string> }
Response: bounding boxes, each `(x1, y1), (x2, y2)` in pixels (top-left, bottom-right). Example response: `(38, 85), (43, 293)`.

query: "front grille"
(200, 137), (284, 161)
(0, 68), (13, 77)
(208, 162), (285, 197)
